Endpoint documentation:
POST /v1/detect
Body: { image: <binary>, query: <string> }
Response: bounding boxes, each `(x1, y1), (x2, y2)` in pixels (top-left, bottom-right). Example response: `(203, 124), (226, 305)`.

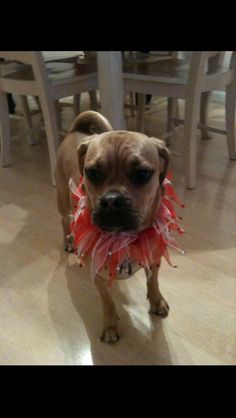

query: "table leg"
(97, 51), (126, 130)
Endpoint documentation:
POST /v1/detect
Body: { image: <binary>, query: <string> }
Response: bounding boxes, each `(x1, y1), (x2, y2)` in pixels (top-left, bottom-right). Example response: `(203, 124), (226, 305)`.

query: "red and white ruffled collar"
(69, 172), (185, 287)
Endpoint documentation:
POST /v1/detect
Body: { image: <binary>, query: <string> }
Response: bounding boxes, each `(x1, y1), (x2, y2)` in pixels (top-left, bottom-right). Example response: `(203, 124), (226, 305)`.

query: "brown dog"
(55, 110), (170, 343)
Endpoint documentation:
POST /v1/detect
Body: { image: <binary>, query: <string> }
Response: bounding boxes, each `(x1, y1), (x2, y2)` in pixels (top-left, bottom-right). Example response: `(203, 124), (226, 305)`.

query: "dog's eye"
(85, 168), (103, 184)
(131, 169), (153, 185)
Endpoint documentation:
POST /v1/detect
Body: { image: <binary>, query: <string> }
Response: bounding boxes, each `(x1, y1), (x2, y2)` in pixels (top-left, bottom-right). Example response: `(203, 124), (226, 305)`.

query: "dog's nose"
(100, 192), (125, 210)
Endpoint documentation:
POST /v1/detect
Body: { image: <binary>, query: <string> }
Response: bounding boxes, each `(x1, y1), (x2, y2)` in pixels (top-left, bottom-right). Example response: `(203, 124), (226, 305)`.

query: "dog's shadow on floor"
(48, 254), (173, 365)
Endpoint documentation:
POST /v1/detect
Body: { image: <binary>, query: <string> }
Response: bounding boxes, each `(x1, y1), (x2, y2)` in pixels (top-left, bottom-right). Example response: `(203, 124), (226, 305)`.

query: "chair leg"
(184, 95), (201, 189)
(18, 95), (38, 145)
(129, 92), (135, 117)
(89, 90), (98, 110)
(174, 98), (180, 122)
(74, 94), (81, 116)
(137, 93), (145, 133)
(200, 91), (212, 140)
(225, 85), (236, 159)
(35, 96), (42, 114)
(167, 97), (176, 145)
(38, 96), (59, 186)
(167, 98), (180, 126)
(0, 90), (11, 167)
(169, 98), (181, 126)
(55, 100), (62, 133)
(19, 95), (32, 129)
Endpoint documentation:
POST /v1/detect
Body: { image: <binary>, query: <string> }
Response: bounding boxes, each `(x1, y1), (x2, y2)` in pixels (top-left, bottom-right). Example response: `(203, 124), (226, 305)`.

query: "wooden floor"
(0, 95), (236, 365)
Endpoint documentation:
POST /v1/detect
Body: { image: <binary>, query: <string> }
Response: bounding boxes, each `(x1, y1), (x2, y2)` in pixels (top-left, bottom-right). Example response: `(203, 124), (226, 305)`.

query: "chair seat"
(42, 51), (84, 62)
(123, 57), (232, 88)
(123, 58), (190, 84)
(1, 59), (97, 85)
(123, 52), (172, 64)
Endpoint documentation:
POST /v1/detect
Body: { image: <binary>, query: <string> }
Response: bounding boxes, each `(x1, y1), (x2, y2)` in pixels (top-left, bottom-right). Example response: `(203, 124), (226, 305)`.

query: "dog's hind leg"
(146, 264), (170, 317)
(56, 179), (74, 252)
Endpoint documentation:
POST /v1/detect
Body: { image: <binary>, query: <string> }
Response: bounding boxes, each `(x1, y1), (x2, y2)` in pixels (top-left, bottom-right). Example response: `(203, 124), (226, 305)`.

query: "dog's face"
(78, 131), (170, 233)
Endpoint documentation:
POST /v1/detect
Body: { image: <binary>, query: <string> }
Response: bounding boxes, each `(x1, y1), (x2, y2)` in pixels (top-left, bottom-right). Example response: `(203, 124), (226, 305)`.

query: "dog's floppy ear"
(152, 138), (170, 185)
(77, 135), (97, 176)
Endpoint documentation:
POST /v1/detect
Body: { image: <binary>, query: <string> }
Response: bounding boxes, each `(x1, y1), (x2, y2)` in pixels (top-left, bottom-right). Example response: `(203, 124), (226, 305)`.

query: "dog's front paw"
(101, 326), (120, 344)
(149, 298), (170, 317)
(64, 242), (74, 253)
(64, 235), (74, 253)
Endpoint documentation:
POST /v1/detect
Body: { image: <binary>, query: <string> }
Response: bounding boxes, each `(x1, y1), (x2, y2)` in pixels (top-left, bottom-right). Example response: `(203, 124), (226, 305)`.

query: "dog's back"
(55, 111), (112, 249)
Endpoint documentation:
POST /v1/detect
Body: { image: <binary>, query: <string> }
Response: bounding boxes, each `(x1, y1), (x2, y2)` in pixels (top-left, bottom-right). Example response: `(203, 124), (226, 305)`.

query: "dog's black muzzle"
(92, 191), (139, 232)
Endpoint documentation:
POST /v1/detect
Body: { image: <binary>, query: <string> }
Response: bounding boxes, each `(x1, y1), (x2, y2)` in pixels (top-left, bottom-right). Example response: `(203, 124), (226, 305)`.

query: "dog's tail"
(69, 110), (113, 135)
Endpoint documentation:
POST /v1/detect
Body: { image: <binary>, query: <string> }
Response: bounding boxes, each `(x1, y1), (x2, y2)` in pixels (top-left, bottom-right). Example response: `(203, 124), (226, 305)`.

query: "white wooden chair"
(0, 51), (98, 185)
(43, 51), (98, 116)
(122, 51), (179, 121)
(123, 51), (236, 189)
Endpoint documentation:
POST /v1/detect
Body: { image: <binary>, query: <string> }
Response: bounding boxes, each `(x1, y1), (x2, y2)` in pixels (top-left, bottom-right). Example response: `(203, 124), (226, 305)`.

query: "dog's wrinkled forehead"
(85, 131), (160, 168)
(78, 130), (170, 186)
